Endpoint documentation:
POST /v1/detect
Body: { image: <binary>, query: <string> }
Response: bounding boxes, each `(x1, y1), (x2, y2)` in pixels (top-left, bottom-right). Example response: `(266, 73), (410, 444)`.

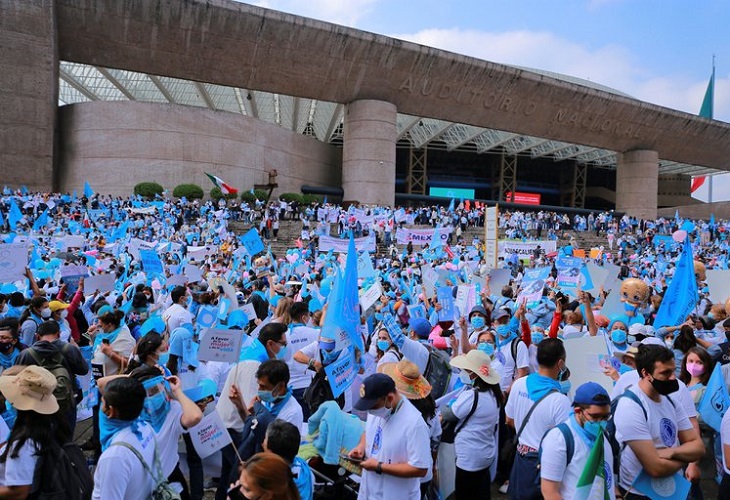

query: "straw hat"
(0, 365), (59, 415)
(451, 349), (501, 385)
(378, 359), (432, 400)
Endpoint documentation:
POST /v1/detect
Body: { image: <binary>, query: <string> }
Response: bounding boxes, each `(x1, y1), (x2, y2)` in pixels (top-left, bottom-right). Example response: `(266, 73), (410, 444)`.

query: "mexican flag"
(574, 428), (611, 500)
(205, 173), (238, 195)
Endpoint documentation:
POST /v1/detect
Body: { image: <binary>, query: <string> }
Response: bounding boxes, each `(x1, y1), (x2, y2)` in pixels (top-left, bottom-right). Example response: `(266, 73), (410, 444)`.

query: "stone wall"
(57, 101), (342, 197)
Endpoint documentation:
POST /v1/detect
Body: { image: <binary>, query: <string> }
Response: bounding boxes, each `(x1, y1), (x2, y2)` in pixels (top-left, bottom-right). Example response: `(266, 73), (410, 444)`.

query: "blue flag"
(447, 198), (455, 212)
(20, 186), (28, 195)
(84, 181), (94, 198)
(32, 209), (49, 232)
(674, 209), (680, 225)
(0, 210), (4, 228)
(8, 199), (22, 230)
(653, 237), (698, 328)
(697, 363), (730, 433)
(240, 228), (265, 256)
(110, 220), (130, 242)
(632, 470), (690, 500)
(2, 186), (10, 196)
(710, 213), (716, 229)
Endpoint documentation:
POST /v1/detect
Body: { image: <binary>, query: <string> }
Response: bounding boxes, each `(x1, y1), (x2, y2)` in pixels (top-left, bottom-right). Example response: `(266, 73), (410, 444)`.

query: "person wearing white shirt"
(541, 382), (615, 500)
(162, 286), (194, 334)
(505, 338), (572, 500)
(720, 408), (730, 496)
(348, 373), (431, 500)
(286, 302), (320, 420)
(613, 344), (704, 498)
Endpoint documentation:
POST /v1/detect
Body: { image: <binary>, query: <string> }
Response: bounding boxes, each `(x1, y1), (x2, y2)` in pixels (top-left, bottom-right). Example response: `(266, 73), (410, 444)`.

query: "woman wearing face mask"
(230, 452), (300, 500)
(375, 328), (402, 368)
(443, 350), (503, 499)
(125, 333), (171, 375)
(19, 297), (50, 347)
(0, 318), (25, 373)
(605, 319), (629, 355)
(51, 278), (85, 343)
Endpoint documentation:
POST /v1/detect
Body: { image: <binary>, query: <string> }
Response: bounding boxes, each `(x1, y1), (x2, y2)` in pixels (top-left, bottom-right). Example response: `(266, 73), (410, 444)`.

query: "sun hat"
(378, 359), (432, 400)
(0, 365), (59, 415)
(450, 349), (501, 385)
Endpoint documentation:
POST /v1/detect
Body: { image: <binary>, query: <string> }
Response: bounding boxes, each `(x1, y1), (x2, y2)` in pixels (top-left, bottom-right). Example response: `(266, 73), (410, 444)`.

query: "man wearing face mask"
(286, 302), (320, 421)
(504, 338), (572, 499)
(614, 344), (705, 499)
(540, 382), (615, 500)
(162, 286), (195, 334)
(348, 373), (431, 500)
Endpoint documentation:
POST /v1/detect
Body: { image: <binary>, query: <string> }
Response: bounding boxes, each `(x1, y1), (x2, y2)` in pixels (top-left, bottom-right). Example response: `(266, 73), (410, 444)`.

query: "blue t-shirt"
(292, 456), (313, 500)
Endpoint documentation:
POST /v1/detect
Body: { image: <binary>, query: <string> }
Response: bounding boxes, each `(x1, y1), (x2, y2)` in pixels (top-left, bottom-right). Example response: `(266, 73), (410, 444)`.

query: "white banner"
(498, 240), (556, 260)
(0, 243), (29, 283)
(395, 227), (452, 246)
(318, 235), (376, 253)
(189, 411), (234, 459)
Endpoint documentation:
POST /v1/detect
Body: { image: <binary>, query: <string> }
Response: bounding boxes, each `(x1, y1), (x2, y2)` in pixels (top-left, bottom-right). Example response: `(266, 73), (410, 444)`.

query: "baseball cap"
(492, 308), (509, 321)
(468, 305), (488, 319)
(409, 317), (432, 340)
(573, 382), (610, 406)
(354, 373), (396, 411)
(641, 337), (664, 347)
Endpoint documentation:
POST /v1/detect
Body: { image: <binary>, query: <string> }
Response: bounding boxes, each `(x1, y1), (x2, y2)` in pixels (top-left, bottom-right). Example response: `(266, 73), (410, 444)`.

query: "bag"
(27, 344), (75, 412)
(111, 441), (181, 500)
(423, 345), (452, 400)
(499, 389), (557, 466)
(303, 362), (345, 416)
(30, 442), (93, 500)
(440, 389), (479, 444)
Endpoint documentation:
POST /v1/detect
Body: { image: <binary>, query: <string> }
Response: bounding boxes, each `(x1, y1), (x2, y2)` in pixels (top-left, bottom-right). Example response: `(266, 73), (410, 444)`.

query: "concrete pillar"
(615, 149), (659, 220)
(342, 100), (397, 206)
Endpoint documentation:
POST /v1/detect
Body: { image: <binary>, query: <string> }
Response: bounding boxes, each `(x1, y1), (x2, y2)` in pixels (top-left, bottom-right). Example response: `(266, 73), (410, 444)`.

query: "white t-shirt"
(495, 339), (530, 391)
(276, 394), (304, 431)
(287, 325), (320, 390)
(299, 341), (353, 412)
(157, 401), (185, 477)
(91, 327), (136, 377)
(611, 371), (697, 418)
(0, 440), (38, 487)
(721, 410), (730, 475)
(540, 418), (616, 499)
(377, 349), (402, 369)
(92, 423), (157, 500)
(505, 376), (572, 450)
(163, 303), (194, 333)
(451, 388), (499, 471)
(358, 399), (432, 500)
(614, 385), (693, 492)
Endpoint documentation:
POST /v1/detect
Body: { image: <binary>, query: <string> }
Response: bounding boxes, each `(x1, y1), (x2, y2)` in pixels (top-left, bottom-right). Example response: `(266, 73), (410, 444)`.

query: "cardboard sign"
(189, 410), (234, 459)
(84, 273), (116, 294)
(359, 281), (382, 312)
(240, 303), (257, 321)
(0, 243), (29, 283)
(198, 329), (244, 363)
(324, 347), (358, 398)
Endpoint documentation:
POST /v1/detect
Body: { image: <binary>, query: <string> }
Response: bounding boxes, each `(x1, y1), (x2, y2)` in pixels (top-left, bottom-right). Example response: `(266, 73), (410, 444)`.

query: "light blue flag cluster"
(32, 209), (49, 232)
(240, 228), (265, 256)
(697, 363), (730, 433)
(84, 181), (94, 198)
(653, 237), (698, 328)
(8, 199), (23, 230)
(447, 197), (455, 212)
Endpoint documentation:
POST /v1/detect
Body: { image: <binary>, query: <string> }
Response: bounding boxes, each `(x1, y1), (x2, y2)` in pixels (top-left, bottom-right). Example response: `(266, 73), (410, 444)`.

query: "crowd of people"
(0, 186), (728, 500)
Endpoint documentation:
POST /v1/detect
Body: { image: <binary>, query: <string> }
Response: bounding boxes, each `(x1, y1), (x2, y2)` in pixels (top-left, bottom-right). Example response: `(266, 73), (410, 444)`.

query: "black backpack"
(303, 363), (345, 416)
(423, 344), (451, 400)
(30, 441), (93, 500)
(27, 344), (75, 413)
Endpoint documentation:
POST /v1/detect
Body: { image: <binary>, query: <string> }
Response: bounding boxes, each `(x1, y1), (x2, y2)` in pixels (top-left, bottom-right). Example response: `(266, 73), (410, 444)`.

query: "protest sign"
(556, 255), (583, 288)
(488, 268), (512, 294)
(454, 285), (476, 318)
(0, 243), (29, 283)
(184, 264), (204, 282)
(420, 265), (438, 298)
(60, 264), (89, 294)
(240, 303), (257, 321)
(140, 249), (164, 276)
(632, 470), (690, 500)
(165, 274), (188, 287)
(318, 235), (376, 253)
(61, 235), (85, 250)
(359, 281), (382, 312)
(198, 329), (244, 363)
(84, 273), (116, 294)
(188, 245), (217, 261)
(498, 240), (557, 261)
(324, 347), (358, 398)
(706, 269), (730, 303)
(436, 286), (457, 325)
(562, 336), (614, 400)
(407, 304), (427, 320)
(356, 252), (376, 279)
(189, 411), (234, 459)
(240, 228), (265, 257)
(517, 267), (550, 307)
(395, 227), (452, 246)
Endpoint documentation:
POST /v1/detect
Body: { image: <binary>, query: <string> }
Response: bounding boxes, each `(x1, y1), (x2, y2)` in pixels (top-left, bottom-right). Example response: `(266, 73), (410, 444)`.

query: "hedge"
(240, 189), (269, 203)
(172, 183), (204, 199)
(210, 187), (238, 200)
(133, 182), (164, 199)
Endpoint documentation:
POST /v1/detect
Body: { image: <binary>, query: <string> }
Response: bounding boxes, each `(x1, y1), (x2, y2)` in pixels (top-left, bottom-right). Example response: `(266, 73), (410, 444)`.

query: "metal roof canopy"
(58, 61), (721, 177)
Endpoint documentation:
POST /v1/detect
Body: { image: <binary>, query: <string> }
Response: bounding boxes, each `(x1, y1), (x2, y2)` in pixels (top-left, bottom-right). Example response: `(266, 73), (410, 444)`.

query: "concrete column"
(615, 149), (659, 220)
(0, 0), (58, 191)
(342, 100), (397, 206)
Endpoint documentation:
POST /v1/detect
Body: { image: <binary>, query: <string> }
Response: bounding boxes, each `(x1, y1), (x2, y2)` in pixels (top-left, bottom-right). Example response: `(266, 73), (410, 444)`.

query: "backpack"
(303, 364), (345, 416)
(30, 441), (93, 500)
(538, 422), (575, 467)
(423, 344), (451, 400)
(27, 344), (75, 413)
(111, 441), (181, 500)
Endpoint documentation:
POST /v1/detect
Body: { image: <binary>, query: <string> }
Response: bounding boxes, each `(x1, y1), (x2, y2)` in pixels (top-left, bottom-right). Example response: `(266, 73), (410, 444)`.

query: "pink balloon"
(672, 230), (687, 242)
(286, 254), (298, 263)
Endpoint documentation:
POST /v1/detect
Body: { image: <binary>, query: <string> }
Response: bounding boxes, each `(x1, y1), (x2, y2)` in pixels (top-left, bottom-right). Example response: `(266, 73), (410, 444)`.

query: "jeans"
(215, 428), (244, 500)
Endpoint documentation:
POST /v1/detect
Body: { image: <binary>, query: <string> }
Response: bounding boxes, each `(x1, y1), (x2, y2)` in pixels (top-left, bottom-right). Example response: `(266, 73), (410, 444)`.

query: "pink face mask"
(686, 362), (705, 377)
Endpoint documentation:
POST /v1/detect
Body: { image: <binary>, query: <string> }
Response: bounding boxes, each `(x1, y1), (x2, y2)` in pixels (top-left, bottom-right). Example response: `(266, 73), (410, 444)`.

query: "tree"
(133, 182), (164, 199)
(210, 187), (238, 200)
(172, 183), (204, 199)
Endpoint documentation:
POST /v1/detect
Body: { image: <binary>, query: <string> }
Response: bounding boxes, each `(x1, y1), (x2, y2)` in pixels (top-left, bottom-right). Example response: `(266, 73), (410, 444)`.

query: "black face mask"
(0, 342), (12, 354)
(650, 377), (679, 396)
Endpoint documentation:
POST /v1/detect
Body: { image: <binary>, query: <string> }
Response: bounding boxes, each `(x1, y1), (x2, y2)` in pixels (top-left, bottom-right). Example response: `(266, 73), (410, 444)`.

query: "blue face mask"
(141, 377), (171, 432)
(377, 340), (391, 352)
(276, 345), (289, 361)
(583, 419), (607, 440)
(257, 389), (279, 403)
(611, 329), (627, 345)
(470, 316), (486, 329)
(496, 324), (511, 338)
(477, 342), (495, 356)
(531, 332), (544, 345)
(157, 351), (170, 367)
(319, 339), (336, 352)
(559, 379), (572, 395)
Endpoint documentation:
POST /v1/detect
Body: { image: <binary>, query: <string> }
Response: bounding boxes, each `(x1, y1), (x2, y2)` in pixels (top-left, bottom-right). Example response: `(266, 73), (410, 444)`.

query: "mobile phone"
(340, 453), (363, 463)
(102, 339), (110, 345)
(226, 485), (245, 500)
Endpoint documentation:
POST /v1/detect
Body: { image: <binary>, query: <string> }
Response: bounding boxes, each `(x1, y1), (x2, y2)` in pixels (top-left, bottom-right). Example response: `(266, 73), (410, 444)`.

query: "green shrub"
(279, 192), (303, 204)
(240, 189), (270, 204)
(172, 183), (204, 199)
(301, 194), (323, 205)
(133, 182), (164, 199)
(210, 187), (238, 200)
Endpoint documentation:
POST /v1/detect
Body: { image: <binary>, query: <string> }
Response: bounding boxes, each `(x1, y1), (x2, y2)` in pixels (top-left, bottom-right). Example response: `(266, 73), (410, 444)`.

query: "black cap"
(354, 373), (395, 411)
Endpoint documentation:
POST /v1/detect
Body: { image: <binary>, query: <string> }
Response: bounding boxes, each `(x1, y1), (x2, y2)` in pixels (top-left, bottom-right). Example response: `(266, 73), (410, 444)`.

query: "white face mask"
(366, 405), (392, 419)
(41, 308), (52, 319)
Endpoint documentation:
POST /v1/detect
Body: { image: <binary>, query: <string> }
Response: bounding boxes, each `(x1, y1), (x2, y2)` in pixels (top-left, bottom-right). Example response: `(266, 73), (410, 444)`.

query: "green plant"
(240, 189), (270, 203)
(172, 183), (204, 199)
(133, 182), (164, 199)
(279, 192), (303, 204)
(210, 187), (238, 200)
(301, 194), (323, 205)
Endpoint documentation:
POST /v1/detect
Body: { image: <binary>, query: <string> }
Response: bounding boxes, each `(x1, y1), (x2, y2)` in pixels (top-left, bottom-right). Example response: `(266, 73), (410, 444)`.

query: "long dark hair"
(473, 376), (504, 408)
(125, 333), (165, 373)
(679, 346), (714, 386)
(410, 394), (437, 421)
(0, 410), (71, 462)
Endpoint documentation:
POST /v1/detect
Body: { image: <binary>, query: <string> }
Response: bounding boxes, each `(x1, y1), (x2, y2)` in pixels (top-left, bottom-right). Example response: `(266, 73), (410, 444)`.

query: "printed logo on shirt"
(371, 426), (382, 456)
(604, 461), (612, 488)
(659, 418), (676, 447)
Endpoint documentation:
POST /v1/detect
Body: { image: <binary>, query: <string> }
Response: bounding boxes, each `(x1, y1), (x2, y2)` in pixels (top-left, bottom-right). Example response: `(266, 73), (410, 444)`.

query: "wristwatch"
(375, 461), (383, 475)
(307, 358), (315, 370)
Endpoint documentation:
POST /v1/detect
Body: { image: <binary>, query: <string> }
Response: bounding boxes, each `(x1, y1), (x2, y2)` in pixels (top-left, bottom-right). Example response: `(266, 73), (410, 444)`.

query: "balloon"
(672, 230), (687, 242)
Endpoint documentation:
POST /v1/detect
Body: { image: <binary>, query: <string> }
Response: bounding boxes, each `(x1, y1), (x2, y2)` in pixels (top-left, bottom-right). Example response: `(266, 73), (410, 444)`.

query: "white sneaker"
(498, 481), (509, 494)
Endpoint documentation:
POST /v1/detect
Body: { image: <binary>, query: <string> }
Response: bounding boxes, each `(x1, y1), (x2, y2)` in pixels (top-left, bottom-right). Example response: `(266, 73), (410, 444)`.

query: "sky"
(246, 0), (729, 201)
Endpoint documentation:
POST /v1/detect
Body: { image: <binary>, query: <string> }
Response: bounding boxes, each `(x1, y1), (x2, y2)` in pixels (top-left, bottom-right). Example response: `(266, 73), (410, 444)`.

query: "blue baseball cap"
(573, 382), (610, 406)
(409, 318), (432, 340)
